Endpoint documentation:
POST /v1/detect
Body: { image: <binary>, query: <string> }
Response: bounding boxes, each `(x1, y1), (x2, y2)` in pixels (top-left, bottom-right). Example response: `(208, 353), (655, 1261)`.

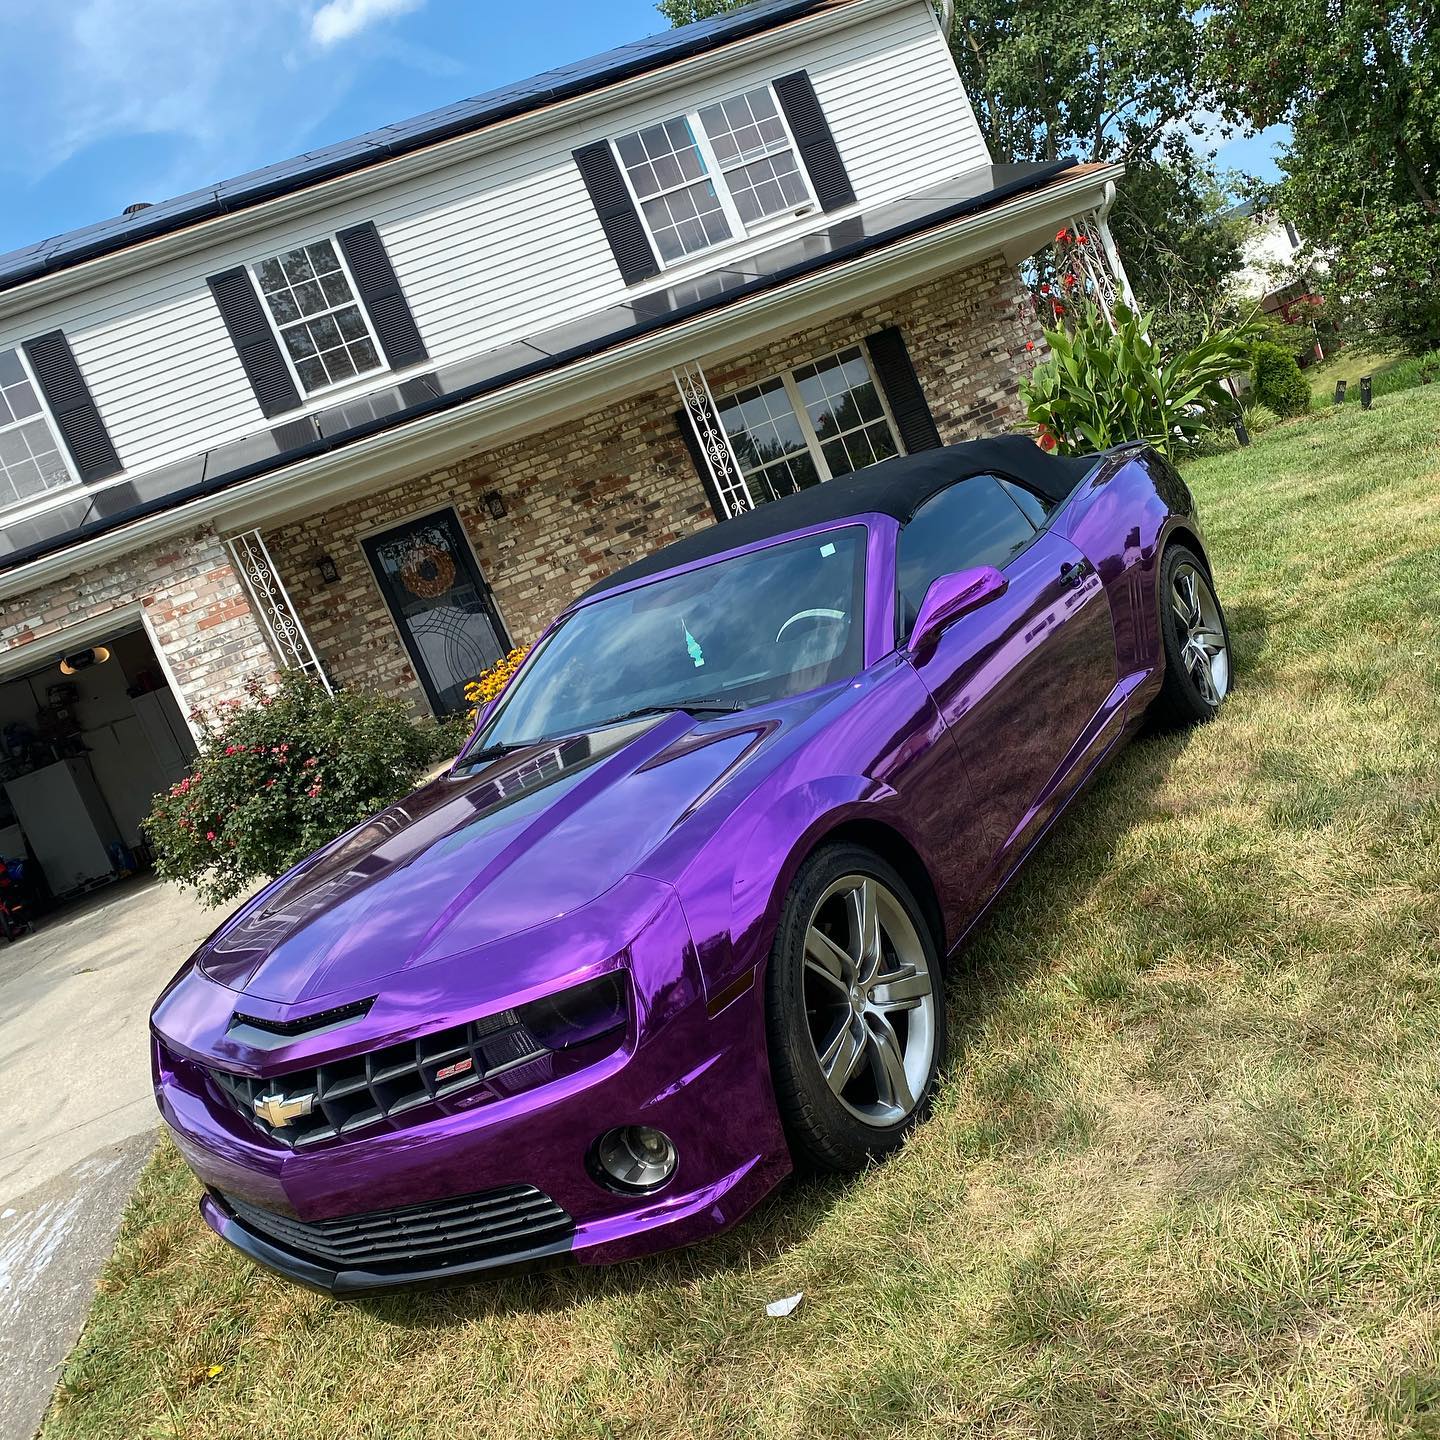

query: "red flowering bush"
(143, 670), (436, 905)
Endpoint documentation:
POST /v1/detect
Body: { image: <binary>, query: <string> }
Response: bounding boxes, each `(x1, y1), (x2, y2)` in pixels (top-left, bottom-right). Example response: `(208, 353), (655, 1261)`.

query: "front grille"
(207, 1008), (548, 1149)
(222, 1184), (574, 1273)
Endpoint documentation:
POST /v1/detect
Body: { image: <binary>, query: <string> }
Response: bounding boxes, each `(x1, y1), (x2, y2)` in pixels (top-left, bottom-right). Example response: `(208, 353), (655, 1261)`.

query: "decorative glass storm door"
(363, 510), (510, 715)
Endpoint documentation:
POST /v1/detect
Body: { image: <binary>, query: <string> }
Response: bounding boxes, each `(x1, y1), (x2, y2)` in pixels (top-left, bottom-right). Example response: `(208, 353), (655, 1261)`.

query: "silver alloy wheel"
(1171, 562), (1230, 708)
(802, 874), (936, 1127)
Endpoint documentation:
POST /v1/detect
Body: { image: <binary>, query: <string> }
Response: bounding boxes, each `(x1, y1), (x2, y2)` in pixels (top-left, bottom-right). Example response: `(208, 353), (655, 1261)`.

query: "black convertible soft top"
(582, 436), (1099, 599)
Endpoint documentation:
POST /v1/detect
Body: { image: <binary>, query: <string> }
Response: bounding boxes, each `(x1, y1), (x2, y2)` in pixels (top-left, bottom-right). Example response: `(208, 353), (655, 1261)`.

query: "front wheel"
(1152, 544), (1232, 728)
(764, 844), (945, 1172)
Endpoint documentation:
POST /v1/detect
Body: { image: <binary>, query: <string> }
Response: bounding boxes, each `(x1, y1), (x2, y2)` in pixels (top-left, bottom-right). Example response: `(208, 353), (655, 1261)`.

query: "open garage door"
(0, 627), (196, 905)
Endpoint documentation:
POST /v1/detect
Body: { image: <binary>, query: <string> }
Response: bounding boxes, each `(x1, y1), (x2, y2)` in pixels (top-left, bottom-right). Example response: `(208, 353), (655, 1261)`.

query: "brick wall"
(265, 253), (1041, 714)
(0, 526), (275, 722)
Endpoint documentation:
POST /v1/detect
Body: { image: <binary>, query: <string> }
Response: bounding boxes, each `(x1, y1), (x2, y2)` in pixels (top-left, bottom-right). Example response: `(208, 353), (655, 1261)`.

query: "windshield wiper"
(458, 699), (743, 770)
(593, 699), (745, 727)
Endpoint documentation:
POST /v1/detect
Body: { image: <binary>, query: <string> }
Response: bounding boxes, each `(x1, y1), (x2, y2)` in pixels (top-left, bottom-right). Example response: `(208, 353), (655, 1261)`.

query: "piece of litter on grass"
(765, 1292), (803, 1318)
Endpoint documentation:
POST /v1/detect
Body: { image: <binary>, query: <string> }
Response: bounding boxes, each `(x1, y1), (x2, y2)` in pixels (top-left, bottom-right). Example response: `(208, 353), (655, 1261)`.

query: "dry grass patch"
(44, 387), (1440, 1440)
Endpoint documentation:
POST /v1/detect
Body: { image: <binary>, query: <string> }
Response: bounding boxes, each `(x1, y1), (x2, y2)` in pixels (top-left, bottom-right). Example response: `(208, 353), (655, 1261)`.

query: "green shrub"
(143, 671), (439, 905)
(1250, 341), (1312, 417)
(1249, 314), (1314, 366)
(1019, 301), (1252, 463)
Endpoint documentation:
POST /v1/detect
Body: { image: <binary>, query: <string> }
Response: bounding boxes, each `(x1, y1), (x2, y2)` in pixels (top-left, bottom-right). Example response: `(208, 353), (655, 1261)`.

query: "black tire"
(1151, 543), (1233, 729)
(764, 843), (945, 1172)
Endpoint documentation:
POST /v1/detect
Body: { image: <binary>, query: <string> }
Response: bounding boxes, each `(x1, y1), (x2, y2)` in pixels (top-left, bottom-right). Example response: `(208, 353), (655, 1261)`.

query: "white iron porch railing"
(672, 361), (754, 519)
(224, 528), (332, 692)
(1066, 180), (1138, 328)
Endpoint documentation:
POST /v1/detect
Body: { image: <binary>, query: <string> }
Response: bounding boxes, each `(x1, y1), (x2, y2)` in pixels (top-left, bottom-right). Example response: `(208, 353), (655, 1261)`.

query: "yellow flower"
(464, 647), (529, 725)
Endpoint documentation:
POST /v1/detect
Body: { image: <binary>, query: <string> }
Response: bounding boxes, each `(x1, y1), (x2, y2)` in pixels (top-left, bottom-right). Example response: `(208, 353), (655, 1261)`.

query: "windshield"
(473, 526), (867, 750)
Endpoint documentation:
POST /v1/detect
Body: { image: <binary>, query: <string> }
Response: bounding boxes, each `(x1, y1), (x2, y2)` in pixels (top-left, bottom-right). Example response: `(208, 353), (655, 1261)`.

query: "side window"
(897, 476), (1038, 635)
(998, 477), (1054, 528)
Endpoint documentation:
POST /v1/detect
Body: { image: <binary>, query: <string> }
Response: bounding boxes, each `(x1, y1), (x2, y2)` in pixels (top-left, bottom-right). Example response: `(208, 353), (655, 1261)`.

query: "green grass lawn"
(46, 389), (1440, 1440)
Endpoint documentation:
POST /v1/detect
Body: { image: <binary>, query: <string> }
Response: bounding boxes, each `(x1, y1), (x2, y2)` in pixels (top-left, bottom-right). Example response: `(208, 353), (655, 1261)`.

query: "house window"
(251, 239), (384, 395)
(717, 345), (900, 505)
(613, 84), (813, 267)
(0, 347), (74, 511)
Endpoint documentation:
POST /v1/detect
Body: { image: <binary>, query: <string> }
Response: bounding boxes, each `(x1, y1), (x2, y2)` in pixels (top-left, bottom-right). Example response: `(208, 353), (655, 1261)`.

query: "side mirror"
(909, 566), (1008, 654)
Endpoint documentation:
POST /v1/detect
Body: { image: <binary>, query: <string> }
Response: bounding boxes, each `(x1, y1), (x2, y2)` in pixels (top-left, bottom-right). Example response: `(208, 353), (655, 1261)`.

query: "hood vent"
(228, 997), (375, 1050)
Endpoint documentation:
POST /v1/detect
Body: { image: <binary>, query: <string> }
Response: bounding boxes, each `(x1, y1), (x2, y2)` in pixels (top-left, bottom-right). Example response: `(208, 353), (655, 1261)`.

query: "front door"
(363, 509), (510, 715)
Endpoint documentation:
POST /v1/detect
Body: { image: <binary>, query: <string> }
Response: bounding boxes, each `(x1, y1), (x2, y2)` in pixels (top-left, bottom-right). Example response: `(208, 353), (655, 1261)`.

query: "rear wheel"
(1152, 544), (1231, 728)
(764, 844), (945, 1172)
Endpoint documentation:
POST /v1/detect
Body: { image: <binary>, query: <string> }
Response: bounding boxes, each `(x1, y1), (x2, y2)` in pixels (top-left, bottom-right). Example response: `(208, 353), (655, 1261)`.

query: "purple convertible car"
(151, 435), (1231, 1294)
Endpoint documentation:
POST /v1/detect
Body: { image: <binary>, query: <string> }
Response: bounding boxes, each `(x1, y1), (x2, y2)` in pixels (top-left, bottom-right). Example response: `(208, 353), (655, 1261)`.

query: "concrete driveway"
(0, 876), (225, 1440)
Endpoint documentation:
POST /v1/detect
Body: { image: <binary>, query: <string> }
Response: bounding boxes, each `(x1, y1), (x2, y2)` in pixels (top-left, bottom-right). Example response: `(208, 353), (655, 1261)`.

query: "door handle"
(1059, 560), (1091, 587)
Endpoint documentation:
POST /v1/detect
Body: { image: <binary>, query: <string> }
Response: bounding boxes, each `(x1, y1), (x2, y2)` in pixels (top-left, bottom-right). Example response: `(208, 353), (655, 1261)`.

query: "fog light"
(594, 1125), (677, 1193)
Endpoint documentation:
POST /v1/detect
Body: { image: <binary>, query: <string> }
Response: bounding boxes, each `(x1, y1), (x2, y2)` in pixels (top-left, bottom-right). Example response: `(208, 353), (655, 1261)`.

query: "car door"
(898, 474), (1118, 877)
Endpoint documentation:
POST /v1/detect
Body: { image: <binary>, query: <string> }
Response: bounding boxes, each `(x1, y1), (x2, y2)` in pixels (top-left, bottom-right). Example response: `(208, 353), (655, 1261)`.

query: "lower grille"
(222, 1184), (574, 1273)
(206, 1009), (547, 1149)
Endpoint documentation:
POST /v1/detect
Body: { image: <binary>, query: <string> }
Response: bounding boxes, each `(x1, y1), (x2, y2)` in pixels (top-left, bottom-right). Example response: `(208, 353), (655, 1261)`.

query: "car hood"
(195, 706), (795, 1005)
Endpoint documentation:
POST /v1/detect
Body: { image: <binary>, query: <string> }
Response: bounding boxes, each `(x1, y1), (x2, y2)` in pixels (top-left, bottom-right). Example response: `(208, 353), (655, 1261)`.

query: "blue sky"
(0, 0), (1287, 257)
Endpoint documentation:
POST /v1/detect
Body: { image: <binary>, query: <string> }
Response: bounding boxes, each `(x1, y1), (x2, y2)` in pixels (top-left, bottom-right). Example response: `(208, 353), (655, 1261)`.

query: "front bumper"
(199, 1189), (578, 1296)
(155, 879), (791, 1293)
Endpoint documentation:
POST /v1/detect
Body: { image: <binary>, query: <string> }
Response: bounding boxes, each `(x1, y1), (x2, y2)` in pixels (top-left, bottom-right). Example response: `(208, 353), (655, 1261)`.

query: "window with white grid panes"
(716, 345), (900, 504)
(612, 84), (814, 268)
(0, 346), (76, 512)
(251, 239), (384, 396)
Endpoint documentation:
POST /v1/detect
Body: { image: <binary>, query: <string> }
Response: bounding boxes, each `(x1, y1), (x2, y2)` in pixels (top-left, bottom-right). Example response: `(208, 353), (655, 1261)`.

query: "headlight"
(518, 972), (627, 1051)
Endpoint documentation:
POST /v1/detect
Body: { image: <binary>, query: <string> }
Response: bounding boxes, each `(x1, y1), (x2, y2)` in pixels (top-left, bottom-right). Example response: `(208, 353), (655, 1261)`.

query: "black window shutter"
(207, 267), (302, 418)
(21, 331), (122, 482)
(773, 71), (855, 213)
(675, 409), (729, 521)
(867, 327), (941, 453)
(336, 221), (428, 370)
(574, 141), (660, 285)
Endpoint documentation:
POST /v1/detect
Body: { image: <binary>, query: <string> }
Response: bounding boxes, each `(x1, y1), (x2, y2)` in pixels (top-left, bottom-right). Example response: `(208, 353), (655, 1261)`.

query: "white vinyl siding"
(0, 0), (985, 496)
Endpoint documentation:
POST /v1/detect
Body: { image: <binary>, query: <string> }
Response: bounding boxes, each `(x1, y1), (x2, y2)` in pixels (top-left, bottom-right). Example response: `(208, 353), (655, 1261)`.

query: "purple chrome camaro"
(151, 436), (1231, 1294)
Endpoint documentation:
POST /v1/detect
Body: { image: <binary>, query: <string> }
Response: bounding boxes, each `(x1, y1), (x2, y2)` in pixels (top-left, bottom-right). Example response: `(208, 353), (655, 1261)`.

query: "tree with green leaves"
(1201, 0), (1439, 349)
(657, 0), (1246, 351)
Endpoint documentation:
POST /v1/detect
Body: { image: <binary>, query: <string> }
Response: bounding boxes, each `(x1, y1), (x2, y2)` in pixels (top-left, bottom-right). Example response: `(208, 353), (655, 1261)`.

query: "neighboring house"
(1229, 200), (1325, 334)
(0, 0), (1129, 893)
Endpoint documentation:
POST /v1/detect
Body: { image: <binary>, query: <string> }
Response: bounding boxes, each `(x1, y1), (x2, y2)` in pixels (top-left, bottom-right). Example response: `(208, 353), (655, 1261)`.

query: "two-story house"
(0, 0), (1128, 897)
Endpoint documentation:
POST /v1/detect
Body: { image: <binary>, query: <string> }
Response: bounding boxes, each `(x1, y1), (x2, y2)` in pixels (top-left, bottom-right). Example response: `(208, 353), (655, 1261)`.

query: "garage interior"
(0, 627), (196, 909)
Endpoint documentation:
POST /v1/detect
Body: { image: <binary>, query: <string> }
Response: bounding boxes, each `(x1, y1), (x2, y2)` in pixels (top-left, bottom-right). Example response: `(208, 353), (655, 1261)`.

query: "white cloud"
(311, 0), (426, 46)
(0, 0), (335, 183)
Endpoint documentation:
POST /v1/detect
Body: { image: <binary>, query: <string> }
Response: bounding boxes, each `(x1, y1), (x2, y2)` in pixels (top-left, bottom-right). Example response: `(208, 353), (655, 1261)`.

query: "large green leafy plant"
(144, 671), (441, 905)
(1020, 302), (1251, 461)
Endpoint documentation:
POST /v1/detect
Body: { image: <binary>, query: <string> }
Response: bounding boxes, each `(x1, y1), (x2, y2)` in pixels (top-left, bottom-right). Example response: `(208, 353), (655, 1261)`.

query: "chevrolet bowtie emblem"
(253, 1090), (315, 1128)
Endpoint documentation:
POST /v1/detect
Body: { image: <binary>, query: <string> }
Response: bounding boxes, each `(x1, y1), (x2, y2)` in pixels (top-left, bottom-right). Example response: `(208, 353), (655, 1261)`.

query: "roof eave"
(0, 162), (1122, 602)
